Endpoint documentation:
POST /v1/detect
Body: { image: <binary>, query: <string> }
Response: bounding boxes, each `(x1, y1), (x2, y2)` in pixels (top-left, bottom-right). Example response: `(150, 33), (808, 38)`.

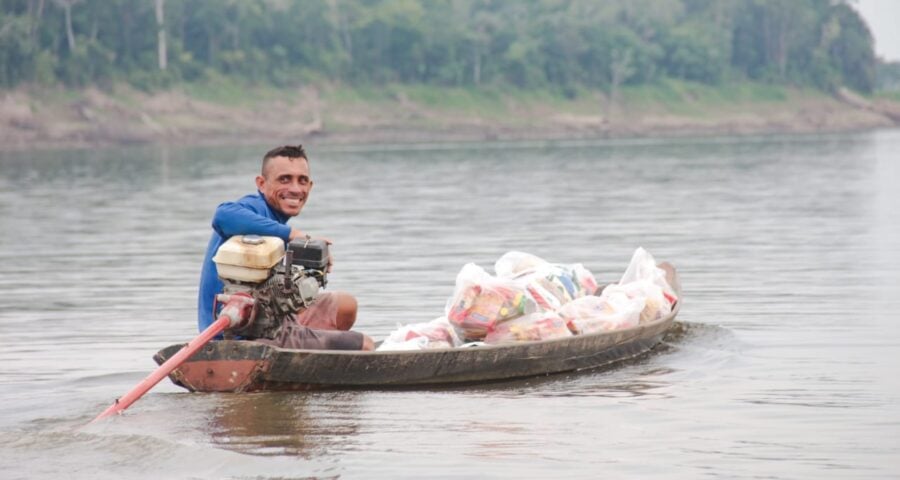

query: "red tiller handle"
(90, 293), (255, 424)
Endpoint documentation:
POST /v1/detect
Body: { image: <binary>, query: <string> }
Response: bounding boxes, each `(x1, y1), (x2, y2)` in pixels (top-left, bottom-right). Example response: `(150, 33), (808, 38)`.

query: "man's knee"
(335, 292), (358, 331)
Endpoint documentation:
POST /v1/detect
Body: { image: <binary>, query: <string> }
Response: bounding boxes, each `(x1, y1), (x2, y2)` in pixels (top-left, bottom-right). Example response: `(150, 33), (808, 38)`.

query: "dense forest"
(0, 0), (880, 94)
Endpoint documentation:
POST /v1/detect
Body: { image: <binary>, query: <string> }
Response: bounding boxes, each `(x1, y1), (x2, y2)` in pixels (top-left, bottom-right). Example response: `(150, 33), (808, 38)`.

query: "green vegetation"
(179, 74), (284, 106)
(316, 80), (818, 119)
(877, 62), (900, 92)
(0, 0), (879, 96)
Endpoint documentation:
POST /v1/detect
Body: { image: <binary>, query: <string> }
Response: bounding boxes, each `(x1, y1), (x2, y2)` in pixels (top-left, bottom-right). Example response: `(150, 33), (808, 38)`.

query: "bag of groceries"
(615, 281), (672, 323)
(620, 247), (678, 305)
(616, 247), (677, 323)
(557, 290), (645, 334)
(484, 311), (573, 344)
(377, 316), (462, 351)
(494, 251), (551, 278)
(528, 268), (578, 306)
(494, 251), (600, 310)
(446, 263), (535, 340)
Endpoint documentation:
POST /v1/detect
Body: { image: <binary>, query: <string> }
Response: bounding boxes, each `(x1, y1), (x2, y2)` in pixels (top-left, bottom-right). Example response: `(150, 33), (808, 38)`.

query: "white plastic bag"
(527, 281), (565, 310)
(445, 263), (535, 340)
(484, 311), (573, 344)
(619, 247), (677, 304)
(494, 251), (551, 278)
(616, 281), (672, 323)
(377, 316), (462, 351)
(566, 263), (601, 297)
(495, 251), (600, 309)
(557, 291), (644, 334)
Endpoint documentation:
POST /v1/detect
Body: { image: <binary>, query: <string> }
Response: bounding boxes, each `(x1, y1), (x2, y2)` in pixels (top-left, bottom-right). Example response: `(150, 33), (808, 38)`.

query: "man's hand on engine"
(289, 228), (333, 273)
(288, 228), (306, 241)
(317, 238), (333, 273)
(289, 228), (331, 245)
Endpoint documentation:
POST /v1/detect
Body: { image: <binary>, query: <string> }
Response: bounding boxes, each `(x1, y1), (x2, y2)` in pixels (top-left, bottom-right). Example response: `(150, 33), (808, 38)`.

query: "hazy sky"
(853, 0), (900, 61)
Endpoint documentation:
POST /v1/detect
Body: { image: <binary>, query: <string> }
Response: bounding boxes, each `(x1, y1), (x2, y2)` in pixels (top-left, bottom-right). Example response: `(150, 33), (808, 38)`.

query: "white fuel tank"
(213, 235), (285, 283)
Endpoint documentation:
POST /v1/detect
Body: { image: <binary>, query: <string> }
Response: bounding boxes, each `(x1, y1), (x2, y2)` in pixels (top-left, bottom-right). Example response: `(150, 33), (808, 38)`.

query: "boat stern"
(154, 341), (274, 392)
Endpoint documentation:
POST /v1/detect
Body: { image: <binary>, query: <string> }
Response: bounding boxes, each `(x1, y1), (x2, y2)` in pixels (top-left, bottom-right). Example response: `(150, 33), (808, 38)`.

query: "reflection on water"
(208, 392), (363, 458)
(210, 393), (319, 457)
(1, 131), (899, 479)
(202, 321), (725, 458)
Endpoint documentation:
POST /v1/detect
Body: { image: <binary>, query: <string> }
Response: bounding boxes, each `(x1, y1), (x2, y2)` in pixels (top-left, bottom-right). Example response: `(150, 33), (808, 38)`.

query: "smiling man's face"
(256, 155), (313, 217)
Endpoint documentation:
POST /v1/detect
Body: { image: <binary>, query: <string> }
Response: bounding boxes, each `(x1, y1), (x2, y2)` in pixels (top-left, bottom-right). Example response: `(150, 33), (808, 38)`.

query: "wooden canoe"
(155, 266), (681, 392)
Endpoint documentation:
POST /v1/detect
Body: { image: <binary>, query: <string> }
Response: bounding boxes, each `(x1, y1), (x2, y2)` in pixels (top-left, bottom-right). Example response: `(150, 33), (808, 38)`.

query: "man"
(198, 145), (374, 350)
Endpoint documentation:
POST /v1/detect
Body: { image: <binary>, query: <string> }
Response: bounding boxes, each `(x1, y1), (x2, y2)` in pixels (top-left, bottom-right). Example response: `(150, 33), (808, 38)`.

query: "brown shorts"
(295, 292), (341, 330)
(258, 322), (364, 351)
(256, 292), (363, 350)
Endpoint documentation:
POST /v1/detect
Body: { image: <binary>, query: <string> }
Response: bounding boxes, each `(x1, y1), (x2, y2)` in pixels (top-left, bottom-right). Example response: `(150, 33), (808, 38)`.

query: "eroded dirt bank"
(2, 85), (898, 151)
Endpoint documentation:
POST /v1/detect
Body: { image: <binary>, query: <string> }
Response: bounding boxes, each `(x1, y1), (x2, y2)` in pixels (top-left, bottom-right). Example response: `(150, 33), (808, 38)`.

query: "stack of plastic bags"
(376, 247), (678, 351)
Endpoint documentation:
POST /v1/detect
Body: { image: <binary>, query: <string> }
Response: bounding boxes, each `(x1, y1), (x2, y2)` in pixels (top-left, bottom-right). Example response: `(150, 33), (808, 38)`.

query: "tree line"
(0, 0), (878, 94)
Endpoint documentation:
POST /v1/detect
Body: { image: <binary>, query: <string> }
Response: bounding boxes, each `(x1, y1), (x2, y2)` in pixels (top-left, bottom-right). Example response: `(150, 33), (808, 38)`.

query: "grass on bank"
(619, 79), (823, 118)
(11, 78), (883, 138)
(19, 77), (844, 118)
(320, 79), (820, 125)
(180, 73), (286, 106)
(875, 90), (900, 102)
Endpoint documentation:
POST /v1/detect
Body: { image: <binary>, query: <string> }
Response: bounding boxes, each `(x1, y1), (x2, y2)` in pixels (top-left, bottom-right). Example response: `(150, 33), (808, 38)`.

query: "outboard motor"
(212, 235), (330, 340)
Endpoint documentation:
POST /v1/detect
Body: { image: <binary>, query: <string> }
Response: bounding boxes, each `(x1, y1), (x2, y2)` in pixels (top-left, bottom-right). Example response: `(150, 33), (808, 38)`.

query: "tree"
(662, 23), (727, 83)
(53, 0), (80, 52)
(828, 2), (876, 92)
(28, 0), (46, 48)
(155, 0), (167, 70)
(0, 0), (884, 93)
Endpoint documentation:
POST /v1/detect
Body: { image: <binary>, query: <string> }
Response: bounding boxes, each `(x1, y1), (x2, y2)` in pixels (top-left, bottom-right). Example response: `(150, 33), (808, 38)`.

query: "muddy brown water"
(0, 131), (898, 479)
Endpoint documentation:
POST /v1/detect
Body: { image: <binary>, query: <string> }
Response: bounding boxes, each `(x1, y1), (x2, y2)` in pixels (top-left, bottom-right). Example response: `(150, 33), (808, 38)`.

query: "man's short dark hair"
(262, 145), (308, 175)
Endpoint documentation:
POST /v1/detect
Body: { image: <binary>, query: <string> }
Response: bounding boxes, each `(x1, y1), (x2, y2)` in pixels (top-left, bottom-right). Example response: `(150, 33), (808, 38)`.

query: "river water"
(0, 130), (898, 479)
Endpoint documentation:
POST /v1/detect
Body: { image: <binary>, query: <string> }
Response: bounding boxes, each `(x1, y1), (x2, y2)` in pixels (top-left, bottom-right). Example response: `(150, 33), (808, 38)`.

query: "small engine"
(212, 235), (330, 340)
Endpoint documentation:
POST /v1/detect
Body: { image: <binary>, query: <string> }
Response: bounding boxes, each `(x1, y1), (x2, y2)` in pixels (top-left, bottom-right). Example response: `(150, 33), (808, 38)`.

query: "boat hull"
(155, 302), (679, 392)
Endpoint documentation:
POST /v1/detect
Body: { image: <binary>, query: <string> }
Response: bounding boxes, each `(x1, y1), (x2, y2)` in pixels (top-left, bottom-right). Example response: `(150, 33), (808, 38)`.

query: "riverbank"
(2, 80), (899, 150)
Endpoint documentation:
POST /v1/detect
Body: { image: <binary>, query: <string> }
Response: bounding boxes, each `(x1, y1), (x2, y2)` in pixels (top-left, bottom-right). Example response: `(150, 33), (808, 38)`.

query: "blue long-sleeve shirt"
(197, 191), (292, 332)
